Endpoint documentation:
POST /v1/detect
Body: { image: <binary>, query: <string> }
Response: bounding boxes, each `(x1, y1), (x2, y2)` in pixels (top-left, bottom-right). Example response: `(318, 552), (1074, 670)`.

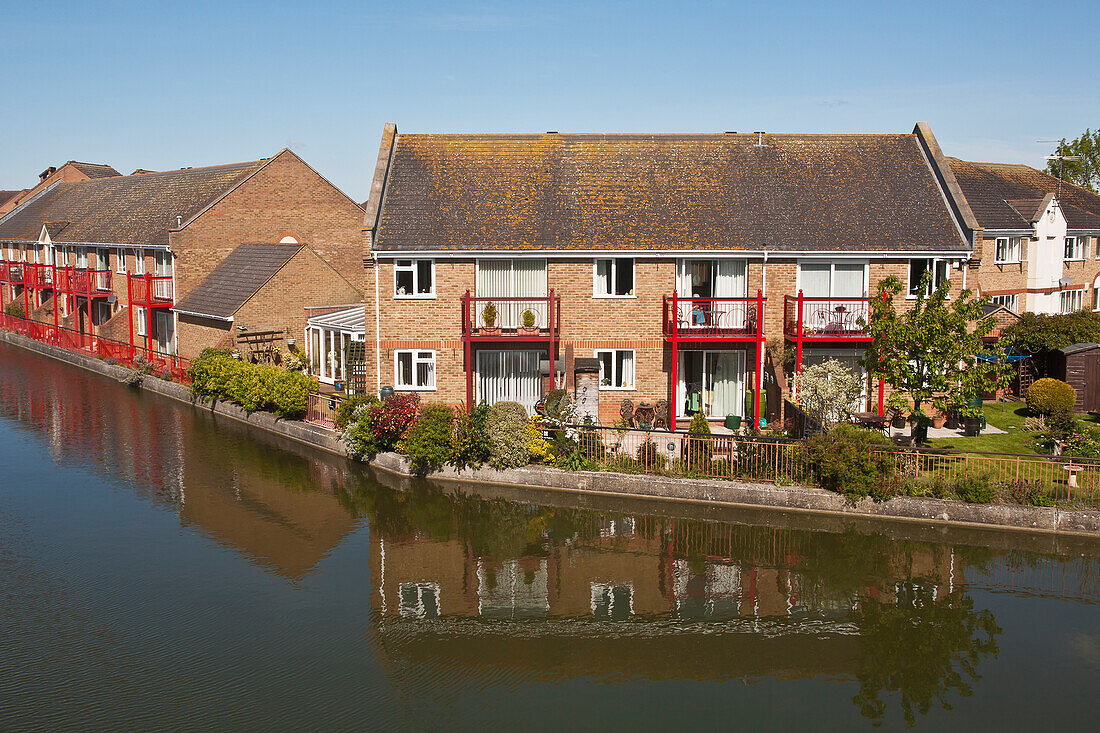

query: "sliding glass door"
(677, 350), (746, 419)
(476, 259), (547, 329)
(476, 350), (542, 413)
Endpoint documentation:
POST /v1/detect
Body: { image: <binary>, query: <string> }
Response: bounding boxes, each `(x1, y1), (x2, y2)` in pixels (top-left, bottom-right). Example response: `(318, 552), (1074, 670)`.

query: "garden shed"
(1050, 343), (1100, 413)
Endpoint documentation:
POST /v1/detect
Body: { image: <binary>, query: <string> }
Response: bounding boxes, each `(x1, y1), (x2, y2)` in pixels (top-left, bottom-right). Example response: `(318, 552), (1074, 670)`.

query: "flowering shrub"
(798, 359), (864, 428)
(369, 393), (419, 452)
(526, 417), (554, 463)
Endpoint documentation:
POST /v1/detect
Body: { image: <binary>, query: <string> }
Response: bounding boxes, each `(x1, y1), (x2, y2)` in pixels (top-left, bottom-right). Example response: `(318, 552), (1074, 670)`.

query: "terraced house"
(362, 122), (972, 428)
(945, 158), (1100, 316)
(0, 150), (365, 359)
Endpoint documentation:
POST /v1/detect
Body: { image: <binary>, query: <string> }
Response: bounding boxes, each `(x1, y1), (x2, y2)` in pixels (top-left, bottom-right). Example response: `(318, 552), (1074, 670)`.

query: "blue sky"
(3, 0), (1098, 201)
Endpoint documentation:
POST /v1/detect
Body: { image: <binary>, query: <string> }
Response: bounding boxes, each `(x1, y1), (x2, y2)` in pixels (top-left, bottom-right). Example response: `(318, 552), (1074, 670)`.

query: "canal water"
(1, 341), (1099, 731)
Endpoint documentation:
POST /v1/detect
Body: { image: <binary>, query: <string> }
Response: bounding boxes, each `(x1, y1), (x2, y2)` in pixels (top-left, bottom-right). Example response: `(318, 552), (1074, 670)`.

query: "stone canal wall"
(4, 327), (1100, 538)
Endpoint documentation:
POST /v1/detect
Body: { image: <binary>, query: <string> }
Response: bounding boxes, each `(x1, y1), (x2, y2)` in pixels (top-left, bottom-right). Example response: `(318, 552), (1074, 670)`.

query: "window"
(116, 248), (126, 273)
(136, 307), (147, 337)
(1060, 289), (1084, 314)
(399, 582), (440, 619)
(594, 258), (635, 297)
(394, 259), (434, 297)
(76, 248), (87, 268)
(134, 250), (146, 275)
(994, 237), (1021, 264)
(595, 349), (635, 390)
(1064, 237), (1083, 261)
(395, 349), (436, 390)
(990, 294), (1018, 313)
(591, 583), (634, 621)
(908, 259), (949, 297)
(97, 301), (112, 325)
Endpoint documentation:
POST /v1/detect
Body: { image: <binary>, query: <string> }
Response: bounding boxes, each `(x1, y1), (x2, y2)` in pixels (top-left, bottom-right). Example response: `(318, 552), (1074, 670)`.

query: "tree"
(862, 274), (1008, 434)
(1045, 131), (1099, 192)
(799, 359), (865, 429)
(1000, 310), (1100, 353)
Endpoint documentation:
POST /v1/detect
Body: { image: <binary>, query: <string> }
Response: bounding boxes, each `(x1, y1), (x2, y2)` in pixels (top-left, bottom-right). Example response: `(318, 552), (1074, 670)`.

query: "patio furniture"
(652, 399), (670, 430)
(620, 399), (635, 428)
(853, 407), (899, 436)
(634, 402), (656, 429)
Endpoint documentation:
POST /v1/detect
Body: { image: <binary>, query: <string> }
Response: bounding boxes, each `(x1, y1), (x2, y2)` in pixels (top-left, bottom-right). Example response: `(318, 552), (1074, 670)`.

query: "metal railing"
(128, 273), (174, 306)
(0, 262), (25, 284)
(784, 292), (873, 339)
(548, 424), (810, 484)
(878, 447), (1100, 508)
(305, 392), (345, 430)
(461, 291), (561, 338)
(0, 312), (191, 382)
(54, 266), (113, 297)
(663, 293), (764, 339)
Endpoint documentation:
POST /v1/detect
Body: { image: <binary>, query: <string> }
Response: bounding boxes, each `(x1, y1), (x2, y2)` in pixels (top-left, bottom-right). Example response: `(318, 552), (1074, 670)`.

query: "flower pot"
(725, 415), (742, 430)
(962, 416), (982, 437)
(932, 413), (947, 429)
(478, 326), (502, 336)
(518, 326), (540, 336)
(911, 417), (930, 445)
(892, 414), (907, 429)
(944, 414), (959, 430)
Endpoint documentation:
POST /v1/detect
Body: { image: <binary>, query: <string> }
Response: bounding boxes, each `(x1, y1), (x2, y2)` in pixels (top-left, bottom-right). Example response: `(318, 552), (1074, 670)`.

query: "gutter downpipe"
(373, 245), (381, 397)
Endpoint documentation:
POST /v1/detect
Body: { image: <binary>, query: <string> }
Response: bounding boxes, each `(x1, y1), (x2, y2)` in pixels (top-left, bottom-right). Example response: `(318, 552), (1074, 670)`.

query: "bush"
(1027, 378), (1076, 415)
(4, 300), (25, 318)
(452, 403), (492, 468)
(336, 395), (378, 431)
(636, 438), (667, 470)
(343, 404), (378, 460)
(486, 401), (530, 469)
(403, 404), (457, 471)
(807, 424), (895, 502)
(682, 412), (713, 471)
(998, 480), (1056, 507)
(370, 393), (419, 452)
(954, 472), (996, 504)
(526, 417), (554, 463)
(187, 349), (312, 418)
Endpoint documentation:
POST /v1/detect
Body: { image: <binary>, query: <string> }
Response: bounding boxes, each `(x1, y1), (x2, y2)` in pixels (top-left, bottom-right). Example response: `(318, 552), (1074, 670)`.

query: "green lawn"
(925, 402), (1096, 455)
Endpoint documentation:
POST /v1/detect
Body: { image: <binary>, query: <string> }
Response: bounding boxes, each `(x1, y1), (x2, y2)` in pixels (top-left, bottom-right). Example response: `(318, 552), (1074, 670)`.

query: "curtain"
(706, 351), (744, 418)
(716, 260), (747, 329)
(618, 350), (634, 389)
(477, 259), (547, 329)
(595, 259), (612, 295)
(477, 350), (541, 413)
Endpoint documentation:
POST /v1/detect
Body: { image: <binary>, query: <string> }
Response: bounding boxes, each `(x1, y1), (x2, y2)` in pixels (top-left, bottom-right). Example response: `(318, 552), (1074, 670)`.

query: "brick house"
(0, 149), (366, 358)
(946, 159), (1100, 316)
(0, 160), (121, 216)
(362, 122), (971, 428)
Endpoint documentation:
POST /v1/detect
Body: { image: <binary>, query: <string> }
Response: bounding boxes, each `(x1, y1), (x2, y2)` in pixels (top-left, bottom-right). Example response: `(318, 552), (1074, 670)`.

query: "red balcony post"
(754, 289), (763, 431)
(463, 290), (473, 412)
(547, 289), (555, 396)
(794, 289), (805, 402)
(670, 290), (679, 431)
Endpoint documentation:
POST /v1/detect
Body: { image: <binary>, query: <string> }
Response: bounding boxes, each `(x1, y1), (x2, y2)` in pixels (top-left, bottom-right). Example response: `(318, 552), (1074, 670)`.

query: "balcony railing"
(0, 262), (25, 284)
(784, 292), (873, 340)
(55, 266), (113, 297)
(128, 273), (174, 306)
(25, 263), (54, 287)
(662, 292), (764, 340)
(461, 291), (560, 339)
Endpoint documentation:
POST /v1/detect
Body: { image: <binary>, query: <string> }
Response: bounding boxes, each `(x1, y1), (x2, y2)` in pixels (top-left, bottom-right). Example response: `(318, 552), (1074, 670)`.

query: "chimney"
(754, 132), (766, 148)
(39, 166), (57, 183)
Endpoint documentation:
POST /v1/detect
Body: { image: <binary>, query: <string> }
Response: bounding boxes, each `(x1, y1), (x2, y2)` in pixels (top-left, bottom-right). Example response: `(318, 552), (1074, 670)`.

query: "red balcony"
(662, 292), (764, 341)
(55, 266), (113, 298)
(0, 262), (25, 284)
(128, 273), (174, 307)
(460, 291), (560, 340)
(783, 292), (873, 342)
(25, 263), (54, 288)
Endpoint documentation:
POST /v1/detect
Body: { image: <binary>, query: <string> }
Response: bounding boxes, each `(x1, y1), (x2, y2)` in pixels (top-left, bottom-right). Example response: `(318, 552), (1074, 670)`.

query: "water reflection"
(1, 340), (1099, 729)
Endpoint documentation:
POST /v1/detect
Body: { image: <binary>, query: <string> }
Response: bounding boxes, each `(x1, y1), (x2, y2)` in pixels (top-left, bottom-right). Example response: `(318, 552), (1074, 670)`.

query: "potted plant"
(931, 408), (947, 429)
(479, 302), (501, 336)
(960, 407), (983, 436)
(910, 410), (931, 445)
(518, 308), (539, 336)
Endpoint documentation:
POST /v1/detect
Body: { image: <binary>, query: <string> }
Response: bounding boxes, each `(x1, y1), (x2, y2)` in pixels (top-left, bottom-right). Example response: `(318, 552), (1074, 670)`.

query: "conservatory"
(305, 305), (365, 387)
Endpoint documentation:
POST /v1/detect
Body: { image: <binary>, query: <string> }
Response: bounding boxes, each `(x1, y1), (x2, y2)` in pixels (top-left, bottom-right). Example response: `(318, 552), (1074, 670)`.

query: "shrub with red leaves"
(370, 393), (420, 451)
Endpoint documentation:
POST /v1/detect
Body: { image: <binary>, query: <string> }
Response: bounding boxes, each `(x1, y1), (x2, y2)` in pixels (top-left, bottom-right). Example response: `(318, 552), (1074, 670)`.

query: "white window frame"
(990, 294), (1018, 313)
(393, 259), (436, 299)
(907, 258), (950, 298)
(116, 247), (126, 274)
(994, 237), (1021, 264)
(1060, 289), (1084, 314)
(1064, 236), (1083, 261)
(136, 306), (148, 337)
(394, 348), (437, 390)
(399, 582), (441, 619)
(594, 348), (636, 391)
(593, 257), (636, 298)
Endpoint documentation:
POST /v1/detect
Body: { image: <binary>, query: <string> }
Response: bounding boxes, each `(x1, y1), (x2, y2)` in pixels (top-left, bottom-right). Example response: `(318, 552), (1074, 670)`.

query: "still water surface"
(1, 341), (1099, 731)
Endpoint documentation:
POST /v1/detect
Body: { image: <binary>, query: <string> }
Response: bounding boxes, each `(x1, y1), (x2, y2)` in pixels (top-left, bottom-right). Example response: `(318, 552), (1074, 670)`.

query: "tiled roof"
(43, 221), (69, 239)
(0, 190), (24, 207)
(947, 158), (1100, 231)
(173, 244), (302, 319)
(0, 160), (267, 245)
(374, 132), (967, 253)
(68, 161), (121, 179)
